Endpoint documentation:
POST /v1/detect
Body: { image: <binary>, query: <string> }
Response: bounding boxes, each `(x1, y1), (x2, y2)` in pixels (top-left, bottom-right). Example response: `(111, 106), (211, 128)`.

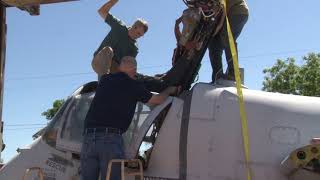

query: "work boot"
(211, 71), (224, 84)
(225, 73), (235, 81)
(225, 68), (235, 81)
(91, 46), (114, 77)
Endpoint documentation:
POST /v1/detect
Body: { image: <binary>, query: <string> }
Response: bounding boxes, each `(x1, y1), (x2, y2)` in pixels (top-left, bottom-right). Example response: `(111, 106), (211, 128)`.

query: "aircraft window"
(60, 93), (94, 143)
(123, 102), (152, 147)
(123, 99), (172, 169)
(43, 98), (72, 147)
(137, 125), (154, 168)
(43, 82), (96, 147)
(137, 105), (171, 169)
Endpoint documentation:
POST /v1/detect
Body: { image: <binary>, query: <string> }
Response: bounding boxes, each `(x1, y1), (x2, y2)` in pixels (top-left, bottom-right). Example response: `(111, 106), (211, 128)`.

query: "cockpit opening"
(42, 83), (173, 167)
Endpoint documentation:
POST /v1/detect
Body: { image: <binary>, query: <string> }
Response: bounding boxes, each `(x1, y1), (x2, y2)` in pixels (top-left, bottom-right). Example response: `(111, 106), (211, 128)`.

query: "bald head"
(119, 56), (137, 79)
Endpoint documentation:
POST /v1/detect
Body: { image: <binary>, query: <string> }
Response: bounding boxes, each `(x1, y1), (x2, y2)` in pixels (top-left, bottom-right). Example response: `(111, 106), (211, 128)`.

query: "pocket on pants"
(110, 139), (125, 159)
(80, 143), (88, 161)
(81, 138), (95, 160)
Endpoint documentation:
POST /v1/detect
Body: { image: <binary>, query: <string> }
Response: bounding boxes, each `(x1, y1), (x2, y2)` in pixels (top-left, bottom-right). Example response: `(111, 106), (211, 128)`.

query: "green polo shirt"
(94, 14), (138, 64)
(225, 0), (249, 15)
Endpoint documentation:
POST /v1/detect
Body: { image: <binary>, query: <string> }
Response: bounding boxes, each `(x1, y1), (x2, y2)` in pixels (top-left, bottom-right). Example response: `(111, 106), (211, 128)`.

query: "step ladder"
(106, 159), (144, 180)
(22, 167), (44, 180)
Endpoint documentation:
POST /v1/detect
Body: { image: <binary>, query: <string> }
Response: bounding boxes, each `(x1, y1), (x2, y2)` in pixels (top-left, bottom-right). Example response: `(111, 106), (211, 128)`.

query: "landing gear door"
(56, 93), (94, 154)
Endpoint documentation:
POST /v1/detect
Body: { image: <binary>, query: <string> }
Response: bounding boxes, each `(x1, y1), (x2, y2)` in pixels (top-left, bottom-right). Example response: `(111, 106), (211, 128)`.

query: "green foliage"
(42, 99), (65, 120)
(296, 53), (320, 96)
(262, 53), (320, 97)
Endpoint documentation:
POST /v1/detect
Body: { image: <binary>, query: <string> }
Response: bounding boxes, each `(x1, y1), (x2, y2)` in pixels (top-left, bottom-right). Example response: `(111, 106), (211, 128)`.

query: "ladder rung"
(106, 159), (144, 180)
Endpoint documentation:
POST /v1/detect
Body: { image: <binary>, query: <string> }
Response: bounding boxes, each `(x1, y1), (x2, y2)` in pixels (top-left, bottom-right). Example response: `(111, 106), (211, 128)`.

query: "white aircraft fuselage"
(1, 81), (319, 180)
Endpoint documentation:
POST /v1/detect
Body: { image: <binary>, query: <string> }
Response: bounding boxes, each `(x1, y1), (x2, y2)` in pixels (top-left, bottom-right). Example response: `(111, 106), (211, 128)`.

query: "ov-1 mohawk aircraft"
(1, 80), (320, 180)
(1, 0), (320, 180)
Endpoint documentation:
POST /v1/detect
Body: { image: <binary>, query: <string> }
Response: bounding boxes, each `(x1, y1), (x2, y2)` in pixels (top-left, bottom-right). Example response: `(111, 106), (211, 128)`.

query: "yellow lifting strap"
(222, 0), (252, 180)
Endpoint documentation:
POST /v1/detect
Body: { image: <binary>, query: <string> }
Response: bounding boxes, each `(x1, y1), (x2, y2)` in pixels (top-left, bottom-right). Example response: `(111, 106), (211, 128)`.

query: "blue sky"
(2, 0), (320, 162)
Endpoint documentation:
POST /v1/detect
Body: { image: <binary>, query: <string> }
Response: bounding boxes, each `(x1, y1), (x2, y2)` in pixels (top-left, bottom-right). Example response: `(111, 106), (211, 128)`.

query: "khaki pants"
(91, 47), (119, 79)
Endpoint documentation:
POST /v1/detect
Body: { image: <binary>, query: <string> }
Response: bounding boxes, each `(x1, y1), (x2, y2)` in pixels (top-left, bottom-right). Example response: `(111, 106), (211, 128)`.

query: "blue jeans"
(80, 132), (125, 180)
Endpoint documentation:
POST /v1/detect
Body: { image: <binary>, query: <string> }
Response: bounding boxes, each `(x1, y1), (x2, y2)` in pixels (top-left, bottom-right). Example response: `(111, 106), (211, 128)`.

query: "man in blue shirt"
(81, 56), (177, 180)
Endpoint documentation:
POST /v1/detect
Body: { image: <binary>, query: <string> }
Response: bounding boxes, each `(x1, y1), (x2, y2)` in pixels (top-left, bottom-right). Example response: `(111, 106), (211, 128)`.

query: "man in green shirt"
(92, 0), (148, 78)
(208, 0), (249, 83)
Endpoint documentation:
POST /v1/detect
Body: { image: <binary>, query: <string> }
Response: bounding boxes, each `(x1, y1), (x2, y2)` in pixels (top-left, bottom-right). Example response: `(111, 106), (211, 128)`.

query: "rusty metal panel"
(1, 0), (78, 15)
(0, 4), (6, 161)
(1, 0), (78, 7)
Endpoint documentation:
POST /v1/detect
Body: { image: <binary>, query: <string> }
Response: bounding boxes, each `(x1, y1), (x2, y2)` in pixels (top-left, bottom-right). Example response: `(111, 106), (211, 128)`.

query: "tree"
(42, 99), (65, 120)
(262, 53), (320, 97)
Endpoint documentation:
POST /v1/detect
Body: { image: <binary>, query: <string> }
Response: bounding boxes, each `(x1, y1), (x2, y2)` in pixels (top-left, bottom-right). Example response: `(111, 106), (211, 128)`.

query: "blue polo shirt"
(84, 72), (152, 132)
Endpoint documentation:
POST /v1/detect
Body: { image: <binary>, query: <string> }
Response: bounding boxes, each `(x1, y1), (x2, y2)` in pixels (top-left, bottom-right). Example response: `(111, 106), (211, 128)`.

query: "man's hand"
(147, 86), (180, 105)
(175, 16), (183, 26)
(98, 0), (119, 20)
(212, 5), (225, 37)
(164, 86), (179, 95)
(174, 16), (183, 42)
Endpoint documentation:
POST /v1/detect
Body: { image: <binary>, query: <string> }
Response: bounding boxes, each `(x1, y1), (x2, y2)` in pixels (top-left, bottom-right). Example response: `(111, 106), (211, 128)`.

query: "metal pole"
(0, 4), (7, 161)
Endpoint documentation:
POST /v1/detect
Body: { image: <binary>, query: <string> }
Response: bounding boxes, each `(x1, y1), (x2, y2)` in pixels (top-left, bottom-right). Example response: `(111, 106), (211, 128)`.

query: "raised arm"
(98, 0), (119, 20)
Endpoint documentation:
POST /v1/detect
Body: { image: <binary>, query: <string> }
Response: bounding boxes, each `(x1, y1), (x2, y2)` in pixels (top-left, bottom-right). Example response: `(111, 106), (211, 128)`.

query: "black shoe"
(225, 73), (235, 81)
(211, 72), (225, 84)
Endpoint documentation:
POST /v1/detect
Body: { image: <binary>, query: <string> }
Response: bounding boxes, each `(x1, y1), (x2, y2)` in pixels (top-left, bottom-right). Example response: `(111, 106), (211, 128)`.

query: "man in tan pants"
(92, 0), (148, 78)
(92, 47), (117, 76)
(208, 0), (249, 83)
